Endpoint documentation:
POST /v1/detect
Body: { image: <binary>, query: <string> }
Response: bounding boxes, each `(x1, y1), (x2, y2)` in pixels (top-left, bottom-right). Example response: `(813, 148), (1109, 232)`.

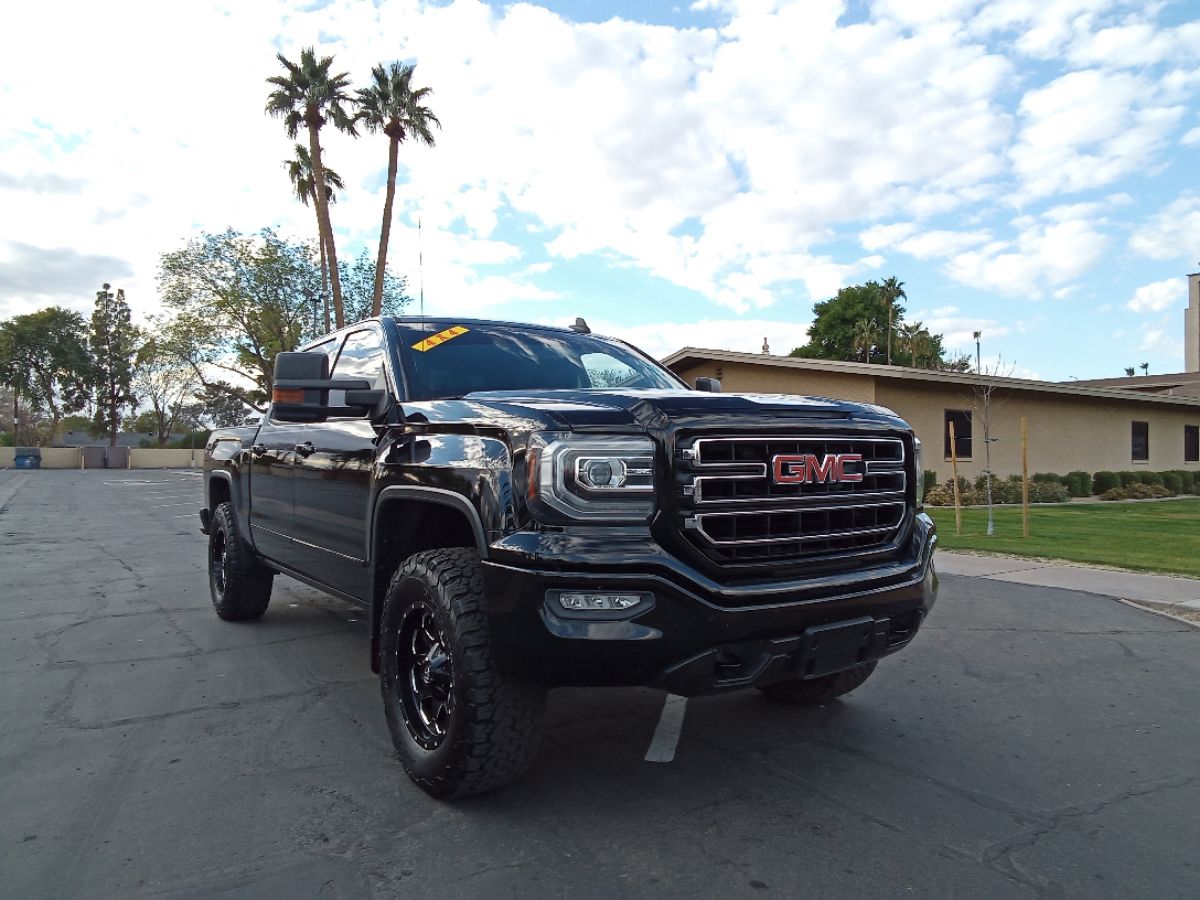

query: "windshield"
(394, 322), (683, 400)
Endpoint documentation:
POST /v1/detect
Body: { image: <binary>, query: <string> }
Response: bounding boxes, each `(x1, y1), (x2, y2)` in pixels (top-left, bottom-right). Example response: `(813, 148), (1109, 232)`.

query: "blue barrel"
(14, 447), (41, 469)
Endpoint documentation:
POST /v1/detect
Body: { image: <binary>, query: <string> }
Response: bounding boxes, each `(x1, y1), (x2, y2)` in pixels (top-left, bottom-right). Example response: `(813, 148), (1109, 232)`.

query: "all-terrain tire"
(380, 548), (546, 799)
(757, 661), (878, 704)
(208, 501), (273, 621)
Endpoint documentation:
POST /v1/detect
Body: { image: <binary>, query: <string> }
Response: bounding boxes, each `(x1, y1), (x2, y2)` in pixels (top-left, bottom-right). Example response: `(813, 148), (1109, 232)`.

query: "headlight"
(913, 436), (924, 507)
(527, 433), (656, 522)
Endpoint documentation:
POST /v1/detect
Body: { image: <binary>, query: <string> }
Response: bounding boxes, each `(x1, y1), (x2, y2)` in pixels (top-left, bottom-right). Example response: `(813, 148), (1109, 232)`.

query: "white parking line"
(645, 694), (688, 763)
(153, 503), (197, 508)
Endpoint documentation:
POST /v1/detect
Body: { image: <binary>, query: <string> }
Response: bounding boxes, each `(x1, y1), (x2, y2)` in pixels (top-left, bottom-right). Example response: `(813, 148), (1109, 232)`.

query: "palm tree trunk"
(373, 133), (400, 317)
(306, 124), (344, 329)
(314, 202), (331, 332)
(887, 303), (892, 365)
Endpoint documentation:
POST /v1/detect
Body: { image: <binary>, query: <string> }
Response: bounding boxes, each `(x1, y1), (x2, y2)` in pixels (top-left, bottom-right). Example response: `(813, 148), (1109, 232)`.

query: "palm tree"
(284, 144), (345, 333)
(898, 321), (922, 367)
(1140, 362), (1149, 375)
(266, 47), (357, 329)
(851, 318), (879, 363)
(878, 276), (906, 365)
(1124, 366), (1135, 377)
(356, 62), (440, 317)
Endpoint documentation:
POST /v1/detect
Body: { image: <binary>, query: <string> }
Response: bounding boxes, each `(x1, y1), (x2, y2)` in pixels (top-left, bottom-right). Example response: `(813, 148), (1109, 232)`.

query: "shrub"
(1093, 471), (1120, 493)
(1100, 483), (1173, 501)
(923, 470), (938, 500)
(1028, 481), (1069, 503)
(923, 484), (956, 506)
(1161, 472), (1183, 494)
(1118, 471), (1141, 487)
(1138, 471), (1164, 487)
(1065, 470), (1092, 497)
(1031, 472), (1064, 484)
(1172, 470), (1196, 494)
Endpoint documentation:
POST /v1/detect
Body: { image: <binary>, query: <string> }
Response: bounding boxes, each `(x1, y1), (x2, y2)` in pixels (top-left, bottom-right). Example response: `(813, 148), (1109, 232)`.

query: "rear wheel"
(380, 548), (546, 799)
(208, 501), (273, 621)
(757, 661), (878, 704)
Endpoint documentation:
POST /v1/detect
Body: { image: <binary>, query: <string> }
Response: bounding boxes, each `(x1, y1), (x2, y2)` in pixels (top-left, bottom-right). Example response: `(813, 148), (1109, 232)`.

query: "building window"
(1131, 421), (1149, 462)
(1186, 425), (1199, 463)
(944, 410), (972, 459)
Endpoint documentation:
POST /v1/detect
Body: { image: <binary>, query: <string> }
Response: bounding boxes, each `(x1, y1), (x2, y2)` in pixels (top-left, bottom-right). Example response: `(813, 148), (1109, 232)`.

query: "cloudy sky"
(1, 0), (1197, 380)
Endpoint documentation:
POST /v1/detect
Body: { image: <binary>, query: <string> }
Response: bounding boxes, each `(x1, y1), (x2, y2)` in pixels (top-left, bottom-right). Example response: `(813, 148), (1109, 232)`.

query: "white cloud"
(895, 230), (992, 260)
(1129, 196), (1200, 261)
(859, 223), (917, 252)
(943, 216), (1109, 296)
(1009, 68), (1184, 201)
(0, 0), (1192, 361)
(1126, 278), (1185, 314)
(551, 316), (814, 362)
(1183, 127), (1200, 147)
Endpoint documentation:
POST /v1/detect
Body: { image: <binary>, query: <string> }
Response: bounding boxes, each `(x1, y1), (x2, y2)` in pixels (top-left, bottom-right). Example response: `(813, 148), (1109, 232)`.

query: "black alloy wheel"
(396, 600), (456, 750)
(210, 527), (229, 595)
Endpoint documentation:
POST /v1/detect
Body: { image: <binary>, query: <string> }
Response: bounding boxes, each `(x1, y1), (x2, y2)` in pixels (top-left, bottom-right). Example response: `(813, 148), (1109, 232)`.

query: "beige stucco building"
(663, 349), (1200, 482)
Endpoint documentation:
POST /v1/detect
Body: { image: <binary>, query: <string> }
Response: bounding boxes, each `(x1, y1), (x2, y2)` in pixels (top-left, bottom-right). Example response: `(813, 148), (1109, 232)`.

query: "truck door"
(247, 418), (304, 566)
(250, 335), (343, 569)
(289, 326), (387, 600)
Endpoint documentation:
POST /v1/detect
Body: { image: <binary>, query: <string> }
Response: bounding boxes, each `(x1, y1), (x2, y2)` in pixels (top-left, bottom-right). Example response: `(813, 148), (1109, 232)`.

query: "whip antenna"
(418, 215), (425, 323)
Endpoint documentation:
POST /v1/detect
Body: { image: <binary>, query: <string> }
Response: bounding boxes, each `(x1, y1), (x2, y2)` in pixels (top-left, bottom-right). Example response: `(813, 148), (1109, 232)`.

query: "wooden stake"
(1021, 416), (1029, 538)
(949, 421), (962, 535)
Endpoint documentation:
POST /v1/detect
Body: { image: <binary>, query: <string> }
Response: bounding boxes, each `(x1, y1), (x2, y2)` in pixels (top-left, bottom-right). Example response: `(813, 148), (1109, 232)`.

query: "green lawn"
(927, 499), (1200, 578)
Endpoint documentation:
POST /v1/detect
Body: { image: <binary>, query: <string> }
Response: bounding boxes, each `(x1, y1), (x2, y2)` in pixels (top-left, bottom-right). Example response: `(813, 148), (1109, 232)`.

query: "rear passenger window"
(332, 328), (388, 392)
(304, 337), (342, 376)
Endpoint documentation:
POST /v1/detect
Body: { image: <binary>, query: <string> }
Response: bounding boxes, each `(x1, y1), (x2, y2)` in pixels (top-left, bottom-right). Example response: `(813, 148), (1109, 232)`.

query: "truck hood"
(406, 388), (906, 432)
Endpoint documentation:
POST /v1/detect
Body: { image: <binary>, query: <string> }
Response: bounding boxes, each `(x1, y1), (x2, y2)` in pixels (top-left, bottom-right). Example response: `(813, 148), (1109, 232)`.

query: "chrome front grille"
(677, 435), (909, 565)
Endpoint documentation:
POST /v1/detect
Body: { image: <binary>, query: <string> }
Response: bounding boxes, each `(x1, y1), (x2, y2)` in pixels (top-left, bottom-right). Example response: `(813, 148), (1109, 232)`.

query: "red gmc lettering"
(772, 453), (864, 484)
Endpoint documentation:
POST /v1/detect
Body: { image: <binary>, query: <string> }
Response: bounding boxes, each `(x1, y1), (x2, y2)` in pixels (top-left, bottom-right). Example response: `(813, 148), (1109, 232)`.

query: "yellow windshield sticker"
(412, 325), (469, 352)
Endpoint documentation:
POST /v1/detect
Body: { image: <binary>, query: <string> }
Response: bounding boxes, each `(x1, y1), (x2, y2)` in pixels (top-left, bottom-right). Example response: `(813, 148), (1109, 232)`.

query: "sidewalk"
(936, 550), (1200, 609)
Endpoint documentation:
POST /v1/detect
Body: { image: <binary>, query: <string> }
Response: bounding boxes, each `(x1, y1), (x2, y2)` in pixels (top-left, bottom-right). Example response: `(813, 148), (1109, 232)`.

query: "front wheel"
(380, 548), (546, 799)
(208, 502), (273, 621)
(757, 661), (878, 704)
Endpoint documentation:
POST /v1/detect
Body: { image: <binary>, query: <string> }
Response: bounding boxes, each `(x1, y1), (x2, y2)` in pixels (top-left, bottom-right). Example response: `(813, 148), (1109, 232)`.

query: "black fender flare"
(368, 485), (489, 672)
(205, 470), (251, 538)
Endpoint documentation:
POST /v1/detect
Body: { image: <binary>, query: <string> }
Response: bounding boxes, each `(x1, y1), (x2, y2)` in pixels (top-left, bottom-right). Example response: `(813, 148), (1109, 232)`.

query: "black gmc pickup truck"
(201, 316), (937, 797)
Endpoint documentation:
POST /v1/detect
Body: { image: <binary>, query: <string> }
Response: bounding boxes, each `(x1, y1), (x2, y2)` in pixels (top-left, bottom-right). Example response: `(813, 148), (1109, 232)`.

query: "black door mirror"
(271, 351), (387, 422)
(695, 377), (722, 393)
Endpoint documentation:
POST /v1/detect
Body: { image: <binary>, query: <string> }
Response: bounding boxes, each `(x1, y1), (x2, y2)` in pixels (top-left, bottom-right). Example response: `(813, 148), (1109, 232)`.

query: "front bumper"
(480, 512), (938, 696)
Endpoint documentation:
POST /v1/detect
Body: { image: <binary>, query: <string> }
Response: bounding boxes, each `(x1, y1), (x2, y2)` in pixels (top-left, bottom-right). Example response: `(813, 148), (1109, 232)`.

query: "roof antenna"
(570, 317), (591, 334)
(418, 215), (425, 326)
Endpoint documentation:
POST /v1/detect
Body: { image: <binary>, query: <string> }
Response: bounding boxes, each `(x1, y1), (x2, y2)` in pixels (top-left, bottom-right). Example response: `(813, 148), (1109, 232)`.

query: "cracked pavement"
(2, 470), (1198, 898)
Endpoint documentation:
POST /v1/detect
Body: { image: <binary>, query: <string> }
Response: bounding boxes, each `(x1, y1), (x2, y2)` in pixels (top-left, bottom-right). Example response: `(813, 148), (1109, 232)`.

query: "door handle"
(295, 441), (316, 458)
(251, 443), (267, 457)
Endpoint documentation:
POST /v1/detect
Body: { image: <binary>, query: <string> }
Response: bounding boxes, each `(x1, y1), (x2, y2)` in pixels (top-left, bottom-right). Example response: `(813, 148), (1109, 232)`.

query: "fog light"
(558, 591), (643, 611)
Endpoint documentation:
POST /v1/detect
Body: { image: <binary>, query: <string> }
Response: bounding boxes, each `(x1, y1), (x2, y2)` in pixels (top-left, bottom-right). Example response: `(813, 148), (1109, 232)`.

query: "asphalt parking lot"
(2, 470), (1199, 898)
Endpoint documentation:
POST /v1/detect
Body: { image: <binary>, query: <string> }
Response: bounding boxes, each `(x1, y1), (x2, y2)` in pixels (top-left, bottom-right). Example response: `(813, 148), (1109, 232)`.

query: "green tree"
(791, 279), (965, 369)
(792, 282), (895, 363)
(284, 143), (345, 333)
(338, 246), (412, 325)
(90, 283), (140, 446)
(356, 61), (440, 317)
(133, 336), (198, 447)
(157, 229), (322, 411)
(266, 47), (357, 329)
(0, 307), (91, 442)
(194, 383), (250, 428)
(58, 413), (93, 435)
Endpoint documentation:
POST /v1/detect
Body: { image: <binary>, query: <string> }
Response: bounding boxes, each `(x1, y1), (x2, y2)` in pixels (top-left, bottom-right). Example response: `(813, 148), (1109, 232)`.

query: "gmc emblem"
(772, 453), (864, 485)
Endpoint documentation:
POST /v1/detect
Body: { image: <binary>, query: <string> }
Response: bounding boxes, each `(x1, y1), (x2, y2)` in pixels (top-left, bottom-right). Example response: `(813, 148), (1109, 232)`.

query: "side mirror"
(271, 351), (387, 422)
(695, 377), (722, 393)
